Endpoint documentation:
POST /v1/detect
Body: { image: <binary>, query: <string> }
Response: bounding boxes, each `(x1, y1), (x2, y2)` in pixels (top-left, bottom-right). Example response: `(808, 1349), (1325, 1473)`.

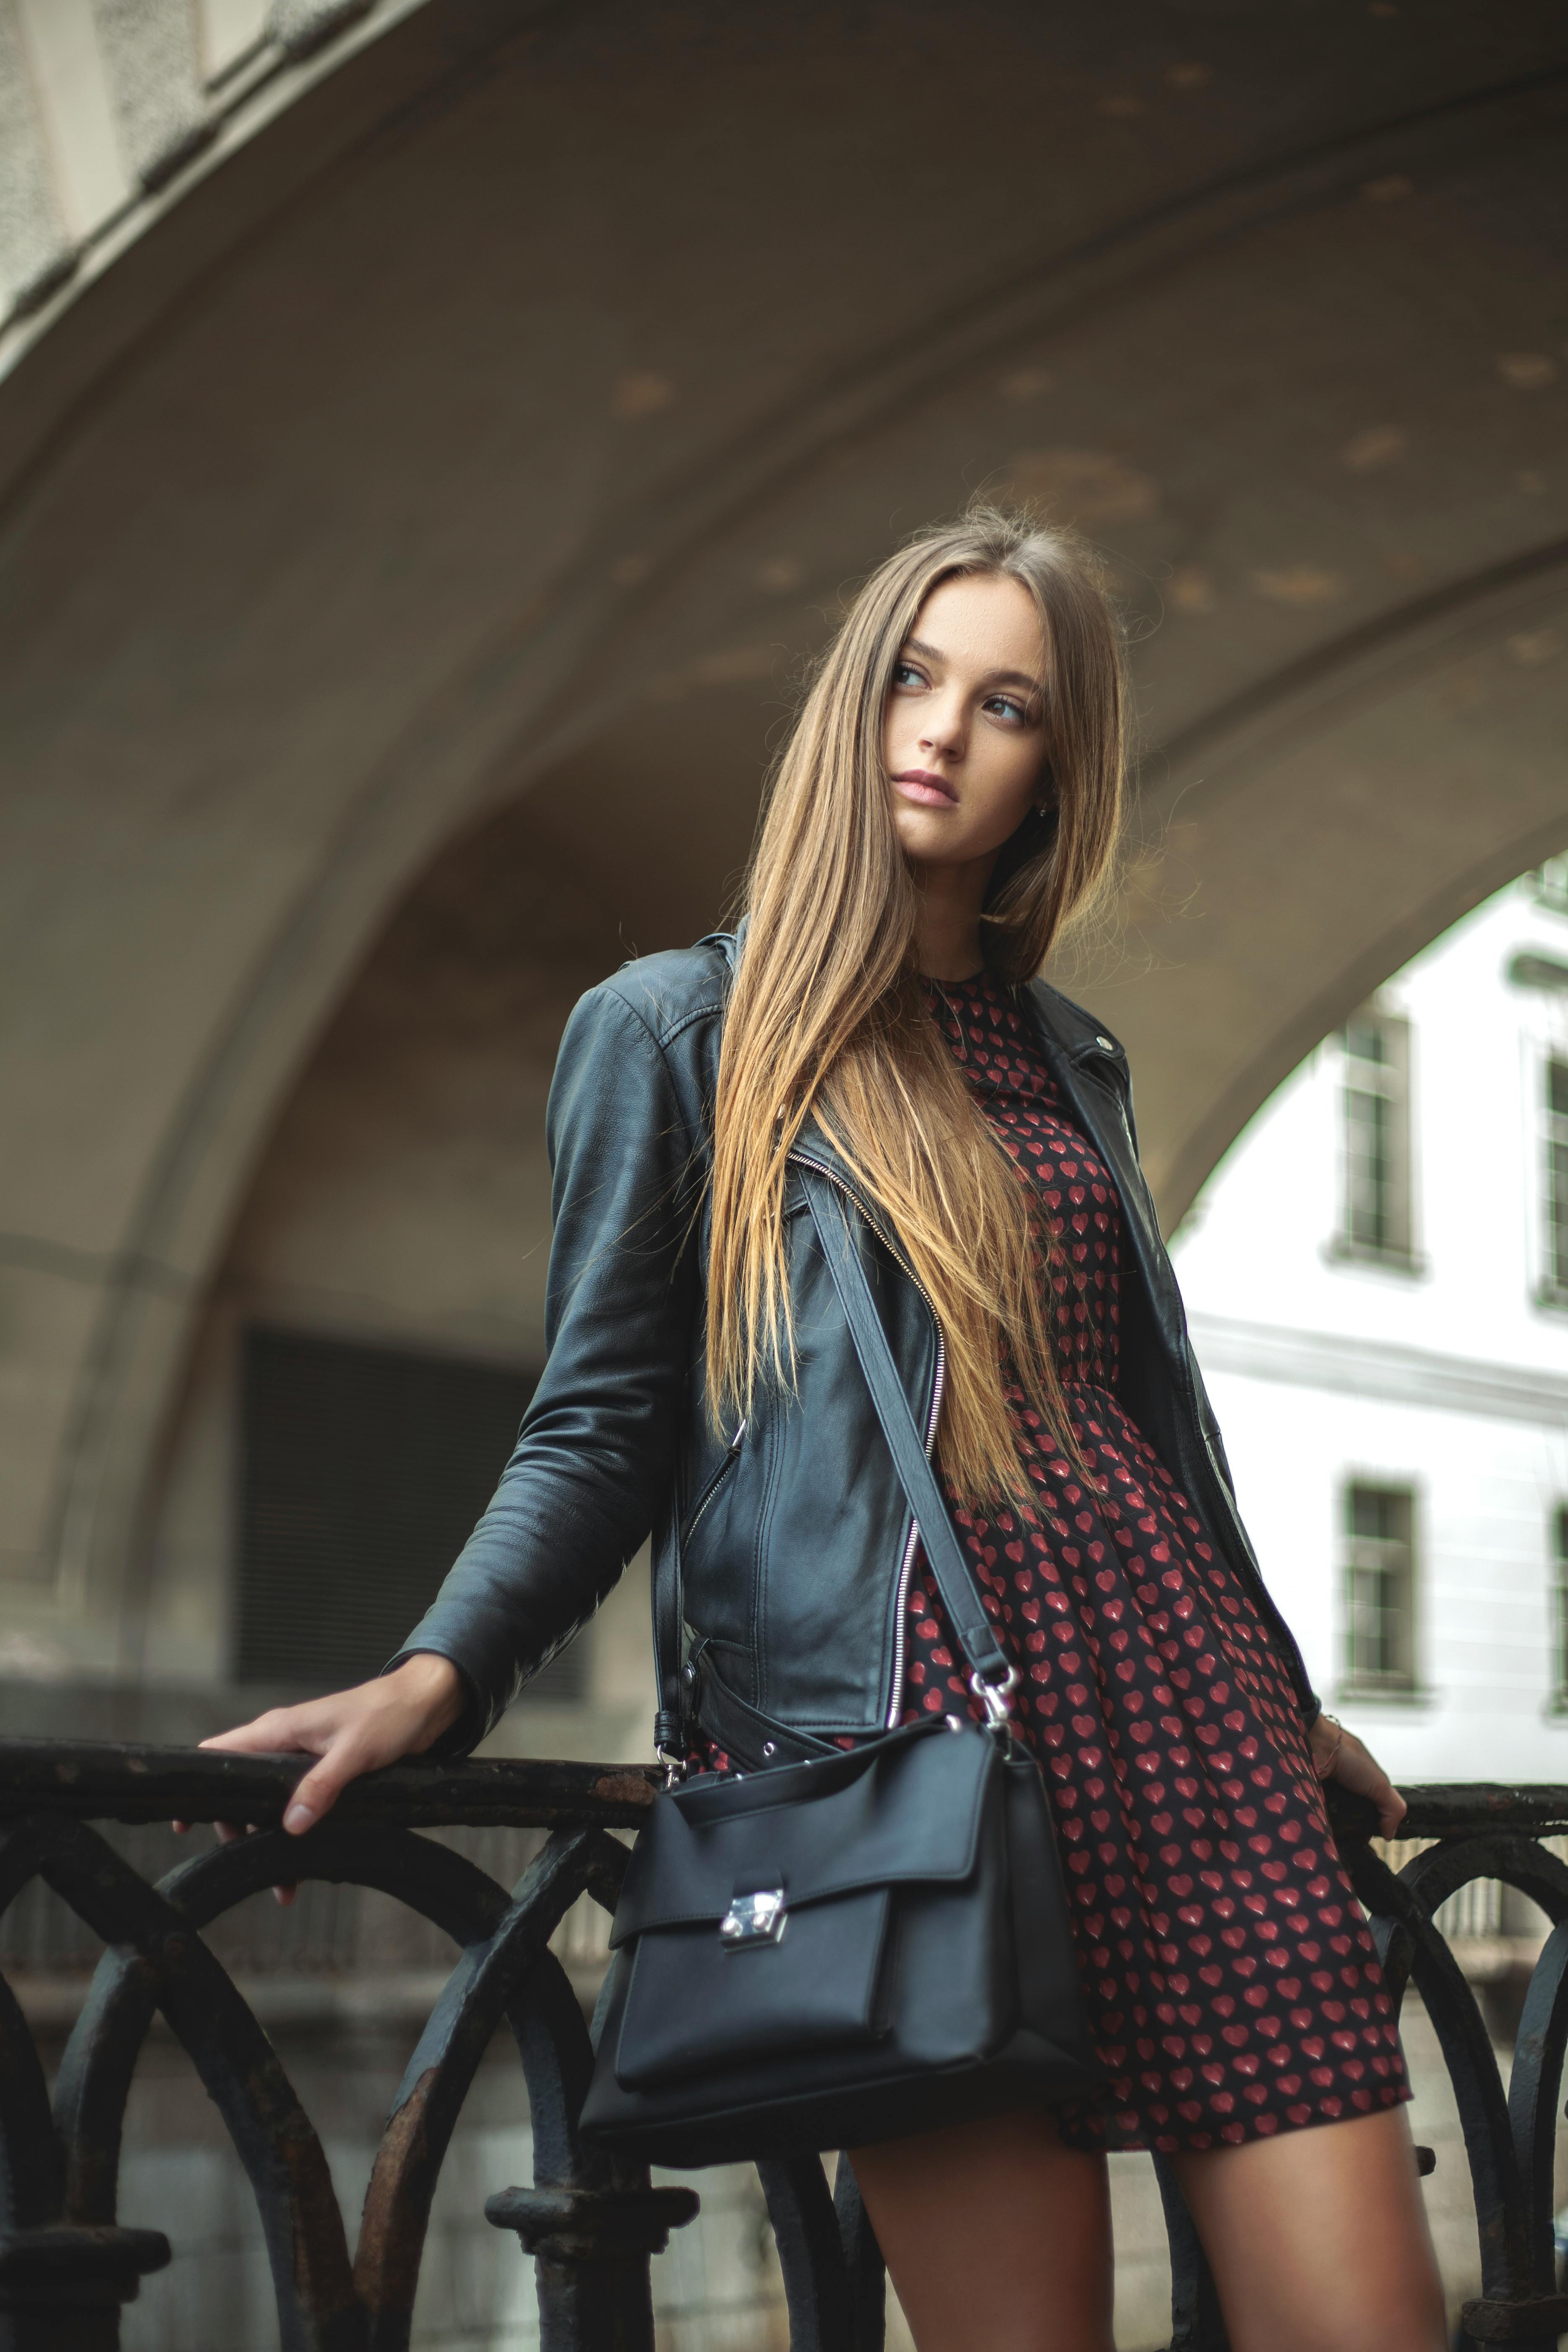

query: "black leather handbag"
(578, 1167), (1104, 2168)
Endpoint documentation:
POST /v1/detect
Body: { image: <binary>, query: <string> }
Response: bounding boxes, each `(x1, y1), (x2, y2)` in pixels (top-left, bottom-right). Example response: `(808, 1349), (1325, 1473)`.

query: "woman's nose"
(920, 697), (966, 753)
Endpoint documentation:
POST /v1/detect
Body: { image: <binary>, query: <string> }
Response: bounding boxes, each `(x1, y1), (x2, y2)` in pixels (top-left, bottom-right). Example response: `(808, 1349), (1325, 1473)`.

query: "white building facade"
(1171, 869), (1568, 1790)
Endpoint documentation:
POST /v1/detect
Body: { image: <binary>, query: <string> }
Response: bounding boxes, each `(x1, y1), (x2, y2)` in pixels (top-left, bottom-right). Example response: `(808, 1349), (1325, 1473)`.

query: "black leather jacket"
(395, 932), (1318, 1755)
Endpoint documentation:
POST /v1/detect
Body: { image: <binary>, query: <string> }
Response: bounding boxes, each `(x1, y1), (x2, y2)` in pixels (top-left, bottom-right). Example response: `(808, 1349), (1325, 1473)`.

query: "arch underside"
(1, 0), (1566, 1657)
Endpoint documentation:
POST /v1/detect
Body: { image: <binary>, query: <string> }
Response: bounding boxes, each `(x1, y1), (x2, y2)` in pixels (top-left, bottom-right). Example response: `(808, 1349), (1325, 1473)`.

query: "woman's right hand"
(174, 1654), (466, 1892)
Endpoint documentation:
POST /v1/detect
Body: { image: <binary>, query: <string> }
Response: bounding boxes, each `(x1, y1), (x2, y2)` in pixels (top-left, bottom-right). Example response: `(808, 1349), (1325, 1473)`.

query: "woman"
(204, 508), (1445, 2352)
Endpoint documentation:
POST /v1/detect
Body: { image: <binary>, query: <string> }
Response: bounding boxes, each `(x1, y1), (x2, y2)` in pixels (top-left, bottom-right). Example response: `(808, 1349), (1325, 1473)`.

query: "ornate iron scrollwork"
(0, 1746), (1565, 2350)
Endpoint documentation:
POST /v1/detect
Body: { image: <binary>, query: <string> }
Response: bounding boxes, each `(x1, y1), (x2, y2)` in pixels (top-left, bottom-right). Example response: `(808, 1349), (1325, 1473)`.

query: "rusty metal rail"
(0, 1742), (1564, 2351)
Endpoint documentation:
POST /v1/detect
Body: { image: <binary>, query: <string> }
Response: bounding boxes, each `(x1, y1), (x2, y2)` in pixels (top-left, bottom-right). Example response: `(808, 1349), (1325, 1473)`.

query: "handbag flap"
(612, 1886), (893, 2089)
(609, 1717), (997, 1946)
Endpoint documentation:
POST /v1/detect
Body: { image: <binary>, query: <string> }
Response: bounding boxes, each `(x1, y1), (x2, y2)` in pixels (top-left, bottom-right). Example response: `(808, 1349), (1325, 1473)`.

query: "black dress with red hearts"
(900, 972), (1411, 2155)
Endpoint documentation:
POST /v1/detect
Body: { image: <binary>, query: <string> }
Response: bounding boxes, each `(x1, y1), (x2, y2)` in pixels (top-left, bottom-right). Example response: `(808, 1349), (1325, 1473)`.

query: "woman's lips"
(892, 769), (959, 806)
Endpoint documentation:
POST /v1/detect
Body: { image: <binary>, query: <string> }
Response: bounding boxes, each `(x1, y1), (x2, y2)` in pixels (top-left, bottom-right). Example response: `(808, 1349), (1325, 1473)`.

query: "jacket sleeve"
(387, 980), (702, 1748)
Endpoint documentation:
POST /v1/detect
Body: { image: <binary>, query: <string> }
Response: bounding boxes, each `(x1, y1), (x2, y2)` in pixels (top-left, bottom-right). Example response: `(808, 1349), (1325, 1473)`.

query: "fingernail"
(283, 1803), (315, 1834)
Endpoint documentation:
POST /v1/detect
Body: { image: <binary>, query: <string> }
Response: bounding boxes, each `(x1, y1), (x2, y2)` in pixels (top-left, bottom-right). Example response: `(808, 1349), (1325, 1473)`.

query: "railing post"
(485, 2184), (698, 2351)
(0, 2224), (169, 2352)
(832, 2159), (887, 2352)
(1152, 2156), (1228, 2352)
(0, 1820), (169, 2352)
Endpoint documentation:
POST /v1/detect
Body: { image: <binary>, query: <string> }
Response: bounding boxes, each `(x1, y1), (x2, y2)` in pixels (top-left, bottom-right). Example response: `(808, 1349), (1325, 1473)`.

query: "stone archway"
(1, 0), (1565, 1672)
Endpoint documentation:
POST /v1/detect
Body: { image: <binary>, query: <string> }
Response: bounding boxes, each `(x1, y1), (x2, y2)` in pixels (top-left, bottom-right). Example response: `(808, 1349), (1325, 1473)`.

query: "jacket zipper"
(680, 1418), (746, 1548)
(787, 1149), (946, 1729)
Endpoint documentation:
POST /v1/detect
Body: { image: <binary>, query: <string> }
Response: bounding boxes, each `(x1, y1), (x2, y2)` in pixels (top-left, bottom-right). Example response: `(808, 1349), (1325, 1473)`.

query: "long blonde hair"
(707, 505), (1127, 1500)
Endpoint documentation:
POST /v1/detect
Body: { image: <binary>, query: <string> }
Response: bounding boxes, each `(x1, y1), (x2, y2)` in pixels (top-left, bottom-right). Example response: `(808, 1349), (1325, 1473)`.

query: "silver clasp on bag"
(719, 1888), (787, 1947)
(970, 1663), (1020, 1731)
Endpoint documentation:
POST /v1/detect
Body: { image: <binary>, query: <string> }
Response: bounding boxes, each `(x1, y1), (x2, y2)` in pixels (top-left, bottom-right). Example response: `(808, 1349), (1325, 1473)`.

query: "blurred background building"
(1176, 869), (1568, 1794)
(2, 1), (1567, 2345)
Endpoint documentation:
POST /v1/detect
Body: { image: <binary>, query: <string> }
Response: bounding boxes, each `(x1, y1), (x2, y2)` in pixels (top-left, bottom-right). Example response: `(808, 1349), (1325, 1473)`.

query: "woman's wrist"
(1310, 1710), (1344, 1780)
(389, 1652), (466, 1748)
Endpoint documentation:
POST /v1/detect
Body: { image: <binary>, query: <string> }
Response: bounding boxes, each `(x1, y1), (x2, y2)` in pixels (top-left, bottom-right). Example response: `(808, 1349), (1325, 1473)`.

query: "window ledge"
(1533, 1285), (1568, 1317)
(1334, 1683), (1433, 1709)
(1323, 1238), (1428, 1279)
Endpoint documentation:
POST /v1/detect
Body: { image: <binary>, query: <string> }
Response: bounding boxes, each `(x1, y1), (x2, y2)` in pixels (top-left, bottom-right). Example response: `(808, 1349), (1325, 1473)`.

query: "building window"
(1542, 1059), (1568, 1305)
(1339, 1008), (1413, 1262)
(237, 1326), (586, 1701)
(1553, 1506), (1568, 1705)
(1342, 1482), (1416, 1693)
(1508, 951), (1568, 995)
(1534, 854), (1568, 915)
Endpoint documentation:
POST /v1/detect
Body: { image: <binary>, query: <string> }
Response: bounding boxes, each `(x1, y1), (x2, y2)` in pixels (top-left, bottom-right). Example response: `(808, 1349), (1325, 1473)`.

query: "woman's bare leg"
(1172, 2106), (1446, 2352)
(848, 2101), (1442, 2352)
(847, 2110), (1114, 2352)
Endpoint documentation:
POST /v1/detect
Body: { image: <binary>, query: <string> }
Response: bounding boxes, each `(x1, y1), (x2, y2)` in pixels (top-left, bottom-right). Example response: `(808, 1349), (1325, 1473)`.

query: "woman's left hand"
(1309, 1712), (1407, 1838)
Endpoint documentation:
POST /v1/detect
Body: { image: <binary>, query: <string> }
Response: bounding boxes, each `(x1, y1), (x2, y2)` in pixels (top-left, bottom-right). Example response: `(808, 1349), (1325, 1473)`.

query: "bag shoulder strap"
(798, 1165), (1012, 1691)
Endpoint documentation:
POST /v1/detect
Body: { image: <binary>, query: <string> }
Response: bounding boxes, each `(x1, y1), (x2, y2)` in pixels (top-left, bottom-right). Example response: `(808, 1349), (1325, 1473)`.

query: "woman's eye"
(985, 694), (1027, 723)
(891, 662), (923, 688)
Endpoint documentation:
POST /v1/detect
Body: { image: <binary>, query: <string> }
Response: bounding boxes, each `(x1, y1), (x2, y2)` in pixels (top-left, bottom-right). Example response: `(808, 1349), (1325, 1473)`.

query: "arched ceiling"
(2, 0), (1566, 1649)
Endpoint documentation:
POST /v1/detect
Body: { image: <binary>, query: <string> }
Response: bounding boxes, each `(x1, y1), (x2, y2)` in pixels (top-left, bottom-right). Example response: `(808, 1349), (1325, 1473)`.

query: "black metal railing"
(0, 1743), (1565, 2352)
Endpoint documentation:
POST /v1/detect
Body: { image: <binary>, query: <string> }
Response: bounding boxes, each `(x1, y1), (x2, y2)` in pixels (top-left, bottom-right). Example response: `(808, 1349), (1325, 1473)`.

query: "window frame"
(1331, 1005), (1421, 1274)
(1551, 1503), (1568, 1713)
(1538, 1053), (1568, 1310)
(1339, 1478), (1418, 1699)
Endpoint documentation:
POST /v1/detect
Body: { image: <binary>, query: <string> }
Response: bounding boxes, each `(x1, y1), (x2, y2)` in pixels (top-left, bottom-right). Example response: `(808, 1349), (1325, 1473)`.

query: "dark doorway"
(236, 1326), (583, 1700)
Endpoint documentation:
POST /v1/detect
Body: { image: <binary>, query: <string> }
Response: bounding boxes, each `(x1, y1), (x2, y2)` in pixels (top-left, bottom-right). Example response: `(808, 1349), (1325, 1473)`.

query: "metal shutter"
(237, 1326), (585, 1701)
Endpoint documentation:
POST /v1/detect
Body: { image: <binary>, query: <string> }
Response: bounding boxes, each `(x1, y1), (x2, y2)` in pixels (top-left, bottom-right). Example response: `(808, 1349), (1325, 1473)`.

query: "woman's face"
(883, 570), (1051, 874)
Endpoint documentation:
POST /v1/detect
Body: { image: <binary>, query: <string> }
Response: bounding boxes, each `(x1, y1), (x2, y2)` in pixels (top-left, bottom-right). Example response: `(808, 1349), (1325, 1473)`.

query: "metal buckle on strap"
(719, 1888), (787, 1947)
(970, 1664), (1020, 1730)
